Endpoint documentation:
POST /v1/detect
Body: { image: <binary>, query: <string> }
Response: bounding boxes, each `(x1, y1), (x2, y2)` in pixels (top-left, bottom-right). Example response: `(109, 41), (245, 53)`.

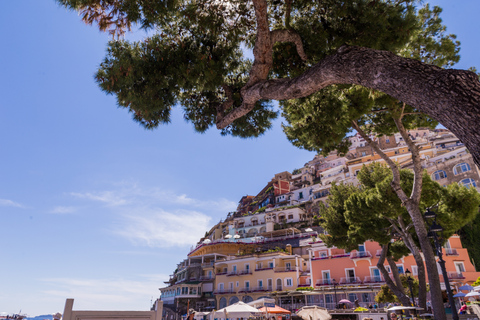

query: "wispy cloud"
(41, 274), (167, 311)
(114, 208), (212, 248)
(68, 184), (236, 248)
(0, 198), (24, 208)
(70, 191), (128, 207)
(50, 206), (77, 214)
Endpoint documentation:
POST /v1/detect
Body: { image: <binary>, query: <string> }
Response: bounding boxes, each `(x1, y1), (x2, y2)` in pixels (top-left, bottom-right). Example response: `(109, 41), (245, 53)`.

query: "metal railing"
(315, 279), (332, 286)
(363, 275), (385, 283)
(238, 287), (252, 293)
(350, 251), (372, 259)
(339, 277), (362, 284)
(274, 266), (295, 272)
(213, 288), (236, 294)
(447, 272), (465, 279)
(445, 248), (459, 255)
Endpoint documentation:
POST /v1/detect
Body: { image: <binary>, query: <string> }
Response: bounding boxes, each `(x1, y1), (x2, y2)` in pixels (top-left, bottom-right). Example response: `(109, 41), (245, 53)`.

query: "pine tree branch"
(351, 120), (410, 205)
(271, 29), (308, 61)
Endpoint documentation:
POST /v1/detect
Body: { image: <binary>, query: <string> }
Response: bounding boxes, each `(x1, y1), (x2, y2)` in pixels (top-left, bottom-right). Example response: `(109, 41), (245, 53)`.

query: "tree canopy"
(57, 0), (480, 167)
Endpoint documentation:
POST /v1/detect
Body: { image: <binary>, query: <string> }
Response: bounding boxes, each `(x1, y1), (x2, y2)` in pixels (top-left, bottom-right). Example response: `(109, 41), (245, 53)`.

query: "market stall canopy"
(296, 306), (331, 320)
(247, 298), (275, 309)
(258, 306), (291, 314)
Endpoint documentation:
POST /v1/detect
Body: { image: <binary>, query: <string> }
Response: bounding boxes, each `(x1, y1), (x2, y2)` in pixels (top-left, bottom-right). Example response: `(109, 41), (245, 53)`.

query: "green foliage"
(473, 277), (480, 287)
(375, 275), (424, 303)
(296, 286), (314, 291)
(319, 163), (480, 253)
(458, 213), (480, 271)
(282, 4), (459, 154)
(58, 0), (428, 138)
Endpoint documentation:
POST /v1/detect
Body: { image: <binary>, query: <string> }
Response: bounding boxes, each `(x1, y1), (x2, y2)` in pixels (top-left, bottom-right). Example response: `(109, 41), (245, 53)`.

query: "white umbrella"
(305, 228), (313, 232)
(466, 292), (480, 297)
(233, 234), (241, 239)
(297, 305), (331, 320)
(214, 301), (261, 319)
(203, 239), (212, 244)
(224, 235), (232, 239)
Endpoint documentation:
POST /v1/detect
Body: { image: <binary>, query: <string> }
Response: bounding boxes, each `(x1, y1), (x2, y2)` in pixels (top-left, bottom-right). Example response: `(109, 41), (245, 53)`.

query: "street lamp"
(424, 207), (459, 320)
(332, 279), (338, 309)
(404, 269), (415, 306)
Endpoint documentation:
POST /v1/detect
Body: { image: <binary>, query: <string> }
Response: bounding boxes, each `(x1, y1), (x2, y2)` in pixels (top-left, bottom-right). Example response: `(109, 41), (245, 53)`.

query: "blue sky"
(0, 0), (478, 316)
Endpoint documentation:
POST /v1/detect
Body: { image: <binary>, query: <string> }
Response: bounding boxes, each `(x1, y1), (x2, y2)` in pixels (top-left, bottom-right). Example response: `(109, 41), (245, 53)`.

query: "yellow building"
(213, 251), (309, 308)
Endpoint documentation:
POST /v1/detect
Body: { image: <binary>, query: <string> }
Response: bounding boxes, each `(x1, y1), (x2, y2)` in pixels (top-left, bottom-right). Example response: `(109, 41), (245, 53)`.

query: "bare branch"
(270, 29), (308, 61)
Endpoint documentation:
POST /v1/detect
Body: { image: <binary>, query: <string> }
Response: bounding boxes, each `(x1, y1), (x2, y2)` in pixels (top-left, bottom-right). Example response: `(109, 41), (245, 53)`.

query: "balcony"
(331, 253), (350, 259)
(274, 266), (295, 272)
(226, 271), (238, 277)
(350, 251), (372, 259)
(363, 275), (385, 283)
(312, 254), (329, 260)
(255, 267), (274, 272)
(315, 279), (333, 286)
(376, 250), (383, 257)
(339, 277), (362, 284)
(275, 285), (283, 291)
(238, 287), (252, 293)
(213, 288), (236, 295)
(447, 272), (465, 279)
(199, 276), (214, 281)
(238, 269), (253, 275)
(216, 271), (228, 276)
(252, 286), (269, 292)
(445, 248), (459, 256)
(202, 262), (215, 268)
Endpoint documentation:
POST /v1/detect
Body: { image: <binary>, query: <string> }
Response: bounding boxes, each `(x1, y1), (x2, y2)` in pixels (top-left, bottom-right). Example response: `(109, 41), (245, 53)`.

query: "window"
(358, 244), (365, 252)
(348, 293), (357, 302)
(397, 265), (404, 274)
(245, 281), (250, 289)
(269, 262), (274, 268)
(410, 265), (418, 276)
(455, 262), (466, 273)
(286, 262), (291, 271)
(361, 151), (367, 157)
(218, 283), (224, 290)
(432, 170), (447, 181)
(236, 281), (239, 287)
(299, 192), (304, 199)
(460, 178), (477, 189)
(386, 138), (390, 143)
(285, 278), (293, 287)
(258, 280), (263, 288)
(454, 163), (471, 175)
(288, 214), (294, 219)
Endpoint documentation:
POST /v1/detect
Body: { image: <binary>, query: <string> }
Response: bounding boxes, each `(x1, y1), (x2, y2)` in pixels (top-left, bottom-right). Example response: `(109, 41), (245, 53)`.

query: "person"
(390, 313), (397, 320)
(355, 299), (360, 308)
(380, 318), (384, 320)
(459, 302), (468, 315)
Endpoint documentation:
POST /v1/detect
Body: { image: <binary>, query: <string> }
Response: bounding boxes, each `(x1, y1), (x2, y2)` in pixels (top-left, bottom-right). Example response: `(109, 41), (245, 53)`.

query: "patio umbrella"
(338, 299), (351, 304)
(224, 235), (232, 239)
(233, 234), (241, 239)
(454, 292), (467, 298)
(466, 292), (480, 297)
(214, 301), (261, 319)
(203, 239), (212, 244)
(258, 306), (291, 314)
(459, 284), (474, 291)
(296, 306), (331, 320)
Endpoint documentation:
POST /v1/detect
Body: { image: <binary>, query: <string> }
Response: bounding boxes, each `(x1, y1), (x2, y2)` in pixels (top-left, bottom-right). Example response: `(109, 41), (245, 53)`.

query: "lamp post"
(424, 207), (459, 320)
(405, 269), (415, 306)
(332, 279), (338, 309)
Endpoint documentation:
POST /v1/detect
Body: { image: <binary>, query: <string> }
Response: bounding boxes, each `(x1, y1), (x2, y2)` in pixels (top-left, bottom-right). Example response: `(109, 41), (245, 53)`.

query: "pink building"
(306, 235), (480, 308)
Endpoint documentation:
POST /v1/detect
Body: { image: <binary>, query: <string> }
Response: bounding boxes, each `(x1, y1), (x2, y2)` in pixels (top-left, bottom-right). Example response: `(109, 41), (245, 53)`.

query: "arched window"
(454, 163), (471, 175)
(219, 297), (227, 309)
(228, 296), (239, 305)
(460, 178), (477, 189)
(432, 170), (447, 181)
(242, 296), (253, 303)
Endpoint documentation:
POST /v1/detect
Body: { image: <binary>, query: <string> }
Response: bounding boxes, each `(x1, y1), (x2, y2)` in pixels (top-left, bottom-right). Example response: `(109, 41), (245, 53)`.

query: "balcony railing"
(331, 253), (350, 259)
(216, 271), (227, 275)
(255, 267), (274, 272)
(376, 250), (383, 257)
(276, 285), (283, 291)
(447, 272), (465, 279)
(252, 286), (269, 292)
(227, 271), (238, 276)
(350, 251), (372, 259)
(199, 276), (214, 281)
(238, 269), (253, 275)
(238, 287), (252, 293)
(339, 277), (362, 284)
(445, 248), (459, 256)
(316, 279), (333, 286)
(202, 262), (215, 268)
(363, 275), (385, 283)
(213, 288), (236, 295)
(274, 266), (295, 272)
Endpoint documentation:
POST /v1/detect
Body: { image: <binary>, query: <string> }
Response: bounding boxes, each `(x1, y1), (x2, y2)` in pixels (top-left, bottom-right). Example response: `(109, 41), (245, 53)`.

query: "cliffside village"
(158, 128), (480, 318)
